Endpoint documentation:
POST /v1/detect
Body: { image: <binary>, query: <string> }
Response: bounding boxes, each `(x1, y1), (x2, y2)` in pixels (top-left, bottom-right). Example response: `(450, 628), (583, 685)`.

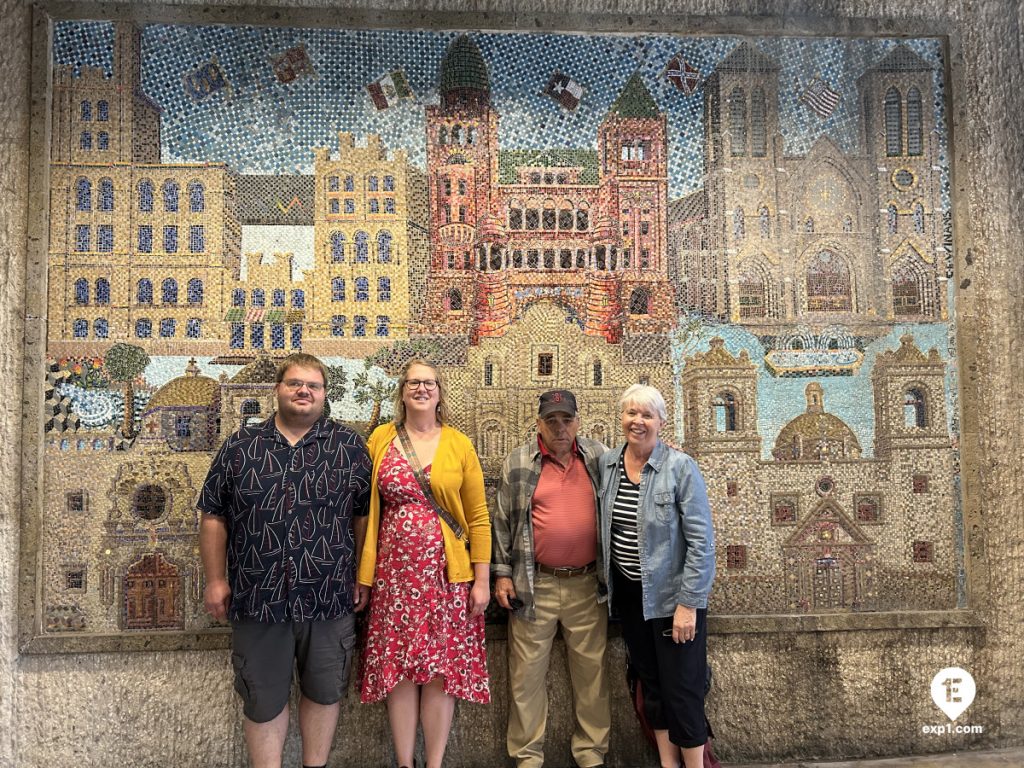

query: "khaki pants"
(506, 571), (610, 768)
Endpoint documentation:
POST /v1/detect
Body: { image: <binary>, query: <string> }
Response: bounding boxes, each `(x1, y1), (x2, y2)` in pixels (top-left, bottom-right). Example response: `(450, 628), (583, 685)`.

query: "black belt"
(536, 561), (596, 578)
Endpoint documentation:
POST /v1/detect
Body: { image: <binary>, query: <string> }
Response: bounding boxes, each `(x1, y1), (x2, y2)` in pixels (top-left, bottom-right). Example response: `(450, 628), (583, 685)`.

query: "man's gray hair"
(618, 383), (668, 422)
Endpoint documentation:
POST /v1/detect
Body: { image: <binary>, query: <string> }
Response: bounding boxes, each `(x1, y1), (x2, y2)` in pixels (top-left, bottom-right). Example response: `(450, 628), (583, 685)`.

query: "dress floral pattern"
(360, 441), (490, 703)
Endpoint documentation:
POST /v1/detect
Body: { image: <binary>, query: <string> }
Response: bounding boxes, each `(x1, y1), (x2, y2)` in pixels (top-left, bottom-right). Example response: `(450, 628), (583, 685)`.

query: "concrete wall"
(2, 0), (1022, 766)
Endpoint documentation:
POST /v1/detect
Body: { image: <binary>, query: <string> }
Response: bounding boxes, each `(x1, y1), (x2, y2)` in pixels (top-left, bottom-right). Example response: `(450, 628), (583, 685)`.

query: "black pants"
(613, 568), (708, 749)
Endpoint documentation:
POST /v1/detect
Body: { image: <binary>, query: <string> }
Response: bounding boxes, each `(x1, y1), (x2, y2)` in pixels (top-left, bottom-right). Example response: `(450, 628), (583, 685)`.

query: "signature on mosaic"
(40, 19), (959, 639)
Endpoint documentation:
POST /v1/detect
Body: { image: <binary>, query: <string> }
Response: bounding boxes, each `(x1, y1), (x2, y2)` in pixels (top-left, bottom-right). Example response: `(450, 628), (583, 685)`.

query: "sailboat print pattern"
(199, 416), (372, 623)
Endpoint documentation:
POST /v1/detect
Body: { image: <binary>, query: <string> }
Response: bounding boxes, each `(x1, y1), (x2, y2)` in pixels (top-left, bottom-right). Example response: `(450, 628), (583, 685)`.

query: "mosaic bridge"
(38, 19), (960, 639)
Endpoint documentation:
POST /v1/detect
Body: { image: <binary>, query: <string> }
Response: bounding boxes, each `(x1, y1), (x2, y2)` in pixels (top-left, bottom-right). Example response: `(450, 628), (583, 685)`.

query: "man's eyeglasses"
(404, 379), (438, 391)
(280, 379), (324, 392)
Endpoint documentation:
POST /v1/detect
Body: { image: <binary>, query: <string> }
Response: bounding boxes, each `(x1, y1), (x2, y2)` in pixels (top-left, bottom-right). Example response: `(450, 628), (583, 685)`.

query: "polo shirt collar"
(537, 435), (580, 459)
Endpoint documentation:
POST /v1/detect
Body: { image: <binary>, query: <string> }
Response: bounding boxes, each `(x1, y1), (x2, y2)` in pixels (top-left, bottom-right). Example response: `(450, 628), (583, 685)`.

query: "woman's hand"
(468, 579), (491, 617)
(671, 604), (697, 644)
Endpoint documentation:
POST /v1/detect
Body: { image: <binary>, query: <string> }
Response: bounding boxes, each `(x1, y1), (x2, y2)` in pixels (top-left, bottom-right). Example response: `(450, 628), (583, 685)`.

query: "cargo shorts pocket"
(335, 618), (357, 693)
(231, 650), (268, 720)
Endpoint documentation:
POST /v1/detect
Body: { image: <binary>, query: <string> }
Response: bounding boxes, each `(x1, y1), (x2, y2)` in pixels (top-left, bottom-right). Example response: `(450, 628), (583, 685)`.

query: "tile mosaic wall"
(39, 19), (959, 640)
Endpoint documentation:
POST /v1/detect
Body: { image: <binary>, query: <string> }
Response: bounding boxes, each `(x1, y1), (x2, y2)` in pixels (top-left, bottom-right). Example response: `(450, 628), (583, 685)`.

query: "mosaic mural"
(38, 19), (960, 639)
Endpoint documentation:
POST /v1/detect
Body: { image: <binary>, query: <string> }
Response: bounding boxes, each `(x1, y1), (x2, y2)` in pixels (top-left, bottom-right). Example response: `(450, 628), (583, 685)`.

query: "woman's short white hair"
(618, 384), (668, 422)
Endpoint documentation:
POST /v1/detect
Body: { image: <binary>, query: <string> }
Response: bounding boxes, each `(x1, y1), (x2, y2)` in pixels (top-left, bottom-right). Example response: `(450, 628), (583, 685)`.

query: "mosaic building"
(48, 23), (242, 357)
(441, 302), (674, 477)
(420, 36), (675, 346)
(672, 43), (947, 330)
(684, 335), (955, 613)
(308, 132), (429, 351)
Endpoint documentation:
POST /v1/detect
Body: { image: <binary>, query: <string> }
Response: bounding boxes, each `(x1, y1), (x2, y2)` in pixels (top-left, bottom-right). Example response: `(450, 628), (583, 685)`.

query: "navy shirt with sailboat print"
(199, 415), (371, 623)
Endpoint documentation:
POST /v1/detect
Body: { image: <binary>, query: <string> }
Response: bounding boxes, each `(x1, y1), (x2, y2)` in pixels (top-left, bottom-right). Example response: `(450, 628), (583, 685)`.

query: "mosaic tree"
(103, 343), (150, 438)
(323, 363), (348, 420)
(353, 365), (394, 434)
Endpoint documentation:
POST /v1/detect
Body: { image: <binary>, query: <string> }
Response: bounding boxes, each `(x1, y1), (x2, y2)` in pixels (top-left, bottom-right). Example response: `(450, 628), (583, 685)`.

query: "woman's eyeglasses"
(404, 379), (438, 391)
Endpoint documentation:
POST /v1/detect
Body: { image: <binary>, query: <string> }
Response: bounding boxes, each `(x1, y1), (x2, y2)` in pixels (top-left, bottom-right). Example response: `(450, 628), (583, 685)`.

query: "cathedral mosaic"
(35, 19), (960, 642)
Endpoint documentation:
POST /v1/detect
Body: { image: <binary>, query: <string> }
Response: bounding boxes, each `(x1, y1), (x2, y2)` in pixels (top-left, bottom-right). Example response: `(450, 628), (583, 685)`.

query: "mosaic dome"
(773, 382), (861, 460)
(439, 35), (490, 94)
(146, 367), (218, 410)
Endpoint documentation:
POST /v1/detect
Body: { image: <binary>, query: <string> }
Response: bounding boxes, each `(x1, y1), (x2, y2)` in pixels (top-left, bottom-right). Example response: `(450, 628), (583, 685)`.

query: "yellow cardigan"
(357, 422), (491, 586)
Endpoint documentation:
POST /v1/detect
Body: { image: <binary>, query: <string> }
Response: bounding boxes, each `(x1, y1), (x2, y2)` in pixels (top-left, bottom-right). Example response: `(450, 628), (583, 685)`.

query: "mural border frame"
(18, 1), (984, 654)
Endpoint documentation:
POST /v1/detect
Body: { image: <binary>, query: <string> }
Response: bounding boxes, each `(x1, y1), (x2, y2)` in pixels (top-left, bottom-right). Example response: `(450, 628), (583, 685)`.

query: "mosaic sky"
(54, 21), (947, 196)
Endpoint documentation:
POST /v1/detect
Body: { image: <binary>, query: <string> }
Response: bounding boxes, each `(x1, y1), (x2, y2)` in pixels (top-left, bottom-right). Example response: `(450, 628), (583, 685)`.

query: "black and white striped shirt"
(610, 453), (642, 581)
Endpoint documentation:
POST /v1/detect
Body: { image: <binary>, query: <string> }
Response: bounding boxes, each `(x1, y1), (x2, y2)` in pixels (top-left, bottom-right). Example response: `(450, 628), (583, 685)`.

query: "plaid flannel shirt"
(492, 435), (607, 621)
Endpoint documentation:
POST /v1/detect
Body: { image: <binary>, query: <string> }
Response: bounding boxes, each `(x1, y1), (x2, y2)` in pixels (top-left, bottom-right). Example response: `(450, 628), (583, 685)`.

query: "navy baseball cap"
(538, 389), (578, 418)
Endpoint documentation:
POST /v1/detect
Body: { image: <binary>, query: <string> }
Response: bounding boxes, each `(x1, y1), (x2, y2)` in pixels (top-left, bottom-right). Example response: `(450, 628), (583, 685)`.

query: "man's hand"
(204, 578), (231, 622)
(494, 576), (517, 610)
(354, 583), (370, 612)
(468, 579), (490, 617)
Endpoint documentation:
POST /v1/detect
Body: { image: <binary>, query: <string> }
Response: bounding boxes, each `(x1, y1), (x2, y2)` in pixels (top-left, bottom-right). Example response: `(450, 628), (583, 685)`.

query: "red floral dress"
(359, 442), (489, 704)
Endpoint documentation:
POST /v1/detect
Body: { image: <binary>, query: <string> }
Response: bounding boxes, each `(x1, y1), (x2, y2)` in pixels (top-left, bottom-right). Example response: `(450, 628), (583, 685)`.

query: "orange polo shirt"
(531, 437), (597, 568)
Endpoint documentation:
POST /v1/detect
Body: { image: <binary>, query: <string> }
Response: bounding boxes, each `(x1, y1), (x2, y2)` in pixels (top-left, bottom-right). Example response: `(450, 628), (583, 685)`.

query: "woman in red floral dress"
(358, 360), (490, 768)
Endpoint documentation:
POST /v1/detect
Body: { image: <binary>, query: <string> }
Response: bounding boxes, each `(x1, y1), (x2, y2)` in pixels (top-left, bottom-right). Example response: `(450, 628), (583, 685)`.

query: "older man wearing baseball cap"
(493, 389), (611, 768)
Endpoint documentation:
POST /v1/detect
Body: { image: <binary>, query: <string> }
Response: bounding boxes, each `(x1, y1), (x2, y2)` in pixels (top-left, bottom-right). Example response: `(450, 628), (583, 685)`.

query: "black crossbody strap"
(395, 424), (466, 541)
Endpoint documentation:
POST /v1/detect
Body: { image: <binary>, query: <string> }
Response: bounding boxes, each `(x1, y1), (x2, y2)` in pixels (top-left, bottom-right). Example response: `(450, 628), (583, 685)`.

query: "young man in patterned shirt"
(199, 353), (371, 768)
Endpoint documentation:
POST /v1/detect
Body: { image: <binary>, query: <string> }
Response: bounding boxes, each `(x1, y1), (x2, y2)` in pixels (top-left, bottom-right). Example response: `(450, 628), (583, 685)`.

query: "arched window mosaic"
(138, 180), (154, 212)
(161, 278), (178, 305)
(188, 181), (205, 212)
(355, 231), (369, 262)
(331, 231), (346, 262)
(162, 180), (179, 212)
(806, 251), (852, 312)
(751, 87), (767, 157)
(98, 178), (114, 211)
(904, 387), (928, 428)
(729, 87), (747, 156)
(885, 87), (902, 156)
(76, 178), (92, 211)
(445, 288), (463, 311)
(713, 392), (738, 432)
(137, 279), (153, 305)
(187, 278), (204, 305)
(629, 287), (650, 315)
(74, 278), (89, 305)
(95, 278), (110, 305)
(377, 230), (392, 263)
(906, 87), (923, 156)
(737, 268), (768, 318)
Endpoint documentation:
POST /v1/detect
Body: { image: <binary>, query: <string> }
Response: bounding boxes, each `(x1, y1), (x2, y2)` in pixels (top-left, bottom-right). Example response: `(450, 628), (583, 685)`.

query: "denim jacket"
(493, 436), (607, 621)
(599, 441), (715, 620)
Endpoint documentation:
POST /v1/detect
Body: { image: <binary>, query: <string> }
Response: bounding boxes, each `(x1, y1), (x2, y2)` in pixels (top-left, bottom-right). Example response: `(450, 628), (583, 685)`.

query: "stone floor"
(735, 746), (1024, 766)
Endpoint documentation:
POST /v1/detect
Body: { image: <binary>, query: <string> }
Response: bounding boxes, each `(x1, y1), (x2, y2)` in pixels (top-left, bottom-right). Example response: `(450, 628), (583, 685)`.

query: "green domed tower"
(438, 34), (490, 110)
(422, 34), (501, 339)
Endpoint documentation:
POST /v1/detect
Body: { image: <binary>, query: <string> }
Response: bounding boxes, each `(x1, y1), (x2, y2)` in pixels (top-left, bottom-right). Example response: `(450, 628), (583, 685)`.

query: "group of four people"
(199, 352), (716, 768)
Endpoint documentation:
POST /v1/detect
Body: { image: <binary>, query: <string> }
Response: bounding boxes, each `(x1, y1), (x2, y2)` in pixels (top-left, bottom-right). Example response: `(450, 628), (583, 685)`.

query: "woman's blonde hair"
(392, 358), (449, 425)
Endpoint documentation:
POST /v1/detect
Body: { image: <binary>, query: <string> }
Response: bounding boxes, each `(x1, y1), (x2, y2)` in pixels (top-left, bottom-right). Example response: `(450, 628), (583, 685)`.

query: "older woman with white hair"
(598, 384), (716, 768)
